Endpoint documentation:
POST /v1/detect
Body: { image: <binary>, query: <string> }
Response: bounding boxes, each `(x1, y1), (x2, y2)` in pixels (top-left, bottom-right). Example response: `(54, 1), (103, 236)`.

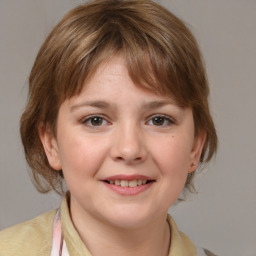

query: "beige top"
(0, 197), (197, 256)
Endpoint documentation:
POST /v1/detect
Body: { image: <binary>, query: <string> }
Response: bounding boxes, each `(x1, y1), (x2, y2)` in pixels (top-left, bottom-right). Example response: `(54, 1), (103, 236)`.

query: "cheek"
(151, 136), (193, 176)
(153, 137), (194, 202)
(57, 134), (109, 179)
(58, 137), (109, 197)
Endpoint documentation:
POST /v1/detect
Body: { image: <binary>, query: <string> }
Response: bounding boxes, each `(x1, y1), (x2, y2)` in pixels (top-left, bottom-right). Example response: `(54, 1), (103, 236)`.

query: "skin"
(40, 55), (205, 256)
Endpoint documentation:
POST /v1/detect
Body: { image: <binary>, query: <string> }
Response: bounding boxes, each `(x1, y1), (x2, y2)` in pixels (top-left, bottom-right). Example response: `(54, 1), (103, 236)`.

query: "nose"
(110, 124), (147, 165)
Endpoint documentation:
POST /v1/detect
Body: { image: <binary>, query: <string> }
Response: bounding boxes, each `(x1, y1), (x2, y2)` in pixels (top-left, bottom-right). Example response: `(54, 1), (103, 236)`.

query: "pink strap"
(51, 209), (70, 256)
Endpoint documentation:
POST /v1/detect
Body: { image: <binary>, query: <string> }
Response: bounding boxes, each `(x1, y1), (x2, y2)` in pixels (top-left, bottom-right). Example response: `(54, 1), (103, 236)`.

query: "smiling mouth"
(103, 179), (154, 187)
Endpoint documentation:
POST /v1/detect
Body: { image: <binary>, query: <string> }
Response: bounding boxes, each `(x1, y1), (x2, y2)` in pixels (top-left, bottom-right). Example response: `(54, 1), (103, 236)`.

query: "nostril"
(115, 156), (124, 161)
(114, 156), (143, 163)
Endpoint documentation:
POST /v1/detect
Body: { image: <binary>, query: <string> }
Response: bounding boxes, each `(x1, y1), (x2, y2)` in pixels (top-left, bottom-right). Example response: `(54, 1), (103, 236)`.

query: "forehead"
(87, 55), (130, 89)
(74, 55), (177, 103)
(72, 55), (176, 104)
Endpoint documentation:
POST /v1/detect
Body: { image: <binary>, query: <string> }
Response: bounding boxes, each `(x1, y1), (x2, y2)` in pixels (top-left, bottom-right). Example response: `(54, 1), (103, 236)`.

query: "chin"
(102, 205), (157, 230)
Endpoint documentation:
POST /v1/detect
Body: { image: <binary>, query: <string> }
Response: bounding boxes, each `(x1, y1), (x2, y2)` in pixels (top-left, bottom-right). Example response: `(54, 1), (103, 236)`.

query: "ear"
(188, 131), (206, 173)
(38, 123), (62, 170)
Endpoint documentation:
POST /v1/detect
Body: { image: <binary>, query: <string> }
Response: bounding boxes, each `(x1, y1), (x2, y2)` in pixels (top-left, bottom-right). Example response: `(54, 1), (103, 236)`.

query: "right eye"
(146, 115), (175, 127)
(81, 115), (108, 127)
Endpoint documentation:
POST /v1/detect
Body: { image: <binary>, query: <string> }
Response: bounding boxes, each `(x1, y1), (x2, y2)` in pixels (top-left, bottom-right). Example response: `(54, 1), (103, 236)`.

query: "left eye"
(147, 116), (174, 126)
(82, 116), (108, 126)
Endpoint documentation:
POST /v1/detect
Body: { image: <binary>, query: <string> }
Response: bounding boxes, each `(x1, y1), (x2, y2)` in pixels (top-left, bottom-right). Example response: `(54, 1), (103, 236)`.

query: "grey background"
(0, 1), (255, 255)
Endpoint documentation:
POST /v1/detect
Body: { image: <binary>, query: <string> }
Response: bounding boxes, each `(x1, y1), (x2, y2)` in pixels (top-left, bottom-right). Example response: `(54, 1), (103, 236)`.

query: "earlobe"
(188, 131), (206, 173)
(38, 123), (62, 170)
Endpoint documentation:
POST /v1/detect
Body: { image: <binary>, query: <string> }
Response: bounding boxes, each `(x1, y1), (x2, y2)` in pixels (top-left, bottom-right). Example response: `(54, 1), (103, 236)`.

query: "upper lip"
(102, 174), (154, 181)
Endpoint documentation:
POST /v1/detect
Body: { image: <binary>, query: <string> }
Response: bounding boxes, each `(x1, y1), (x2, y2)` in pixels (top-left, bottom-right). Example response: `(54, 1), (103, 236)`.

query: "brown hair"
(20, 0), (217, 194)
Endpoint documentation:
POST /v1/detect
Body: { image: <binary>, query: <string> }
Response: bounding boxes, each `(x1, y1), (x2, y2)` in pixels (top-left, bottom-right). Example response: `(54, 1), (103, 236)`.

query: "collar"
(58, 195), (196, 256)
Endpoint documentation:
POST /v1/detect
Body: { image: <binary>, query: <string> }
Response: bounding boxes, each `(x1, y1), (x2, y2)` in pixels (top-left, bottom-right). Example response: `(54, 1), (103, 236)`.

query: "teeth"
(128, 180), (137, 187)
(120, 180), (128, 187)
(115, 180), (120, 185)
(108, 179), (148, 187)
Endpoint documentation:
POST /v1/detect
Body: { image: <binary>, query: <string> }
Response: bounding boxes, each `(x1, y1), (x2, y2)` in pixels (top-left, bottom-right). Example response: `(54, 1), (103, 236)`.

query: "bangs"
(53, 3), (204, 109)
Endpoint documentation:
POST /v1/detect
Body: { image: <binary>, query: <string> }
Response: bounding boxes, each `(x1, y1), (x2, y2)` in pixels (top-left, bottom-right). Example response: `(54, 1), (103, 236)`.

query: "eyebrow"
(70, 99), (178, 112)
(70, 101), (111, 112)
(142, 100), (177, 110)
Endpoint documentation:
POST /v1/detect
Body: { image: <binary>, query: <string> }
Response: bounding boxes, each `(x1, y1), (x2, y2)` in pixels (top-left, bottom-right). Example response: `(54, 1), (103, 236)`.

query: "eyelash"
(80, 114), (175, 127)
(80, 115), (109, 127)
(146, 115), (175, 127)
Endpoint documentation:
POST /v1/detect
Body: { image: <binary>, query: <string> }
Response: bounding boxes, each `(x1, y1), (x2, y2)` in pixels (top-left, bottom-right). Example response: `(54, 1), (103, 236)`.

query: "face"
(40, 55), (205, 229)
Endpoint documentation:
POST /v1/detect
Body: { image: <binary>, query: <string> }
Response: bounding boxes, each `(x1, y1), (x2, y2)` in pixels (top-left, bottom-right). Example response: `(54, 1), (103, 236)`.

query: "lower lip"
(103, 182), (154, 196)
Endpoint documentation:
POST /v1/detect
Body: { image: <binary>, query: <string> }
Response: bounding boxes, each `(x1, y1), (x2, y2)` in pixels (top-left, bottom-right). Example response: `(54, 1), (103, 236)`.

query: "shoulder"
(167, 214), (220, 256)
(196, 247), (220, 256)
(0, 209), (56, 256)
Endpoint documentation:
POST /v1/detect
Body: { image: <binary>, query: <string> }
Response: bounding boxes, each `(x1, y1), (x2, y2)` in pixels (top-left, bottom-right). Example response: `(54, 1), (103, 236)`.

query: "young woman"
(0, 0), (218, 255)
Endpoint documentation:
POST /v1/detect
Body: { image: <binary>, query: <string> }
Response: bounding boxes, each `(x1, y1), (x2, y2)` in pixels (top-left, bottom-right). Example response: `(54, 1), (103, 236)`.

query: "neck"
(70, 207), (170, 256)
